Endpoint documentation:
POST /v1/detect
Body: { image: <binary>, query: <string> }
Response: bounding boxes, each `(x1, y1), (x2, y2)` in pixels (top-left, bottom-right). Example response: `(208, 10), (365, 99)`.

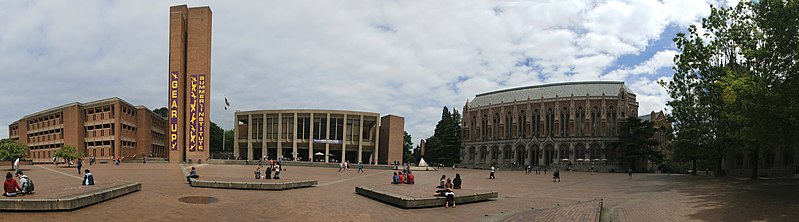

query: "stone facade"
(460, 81), (638, 170)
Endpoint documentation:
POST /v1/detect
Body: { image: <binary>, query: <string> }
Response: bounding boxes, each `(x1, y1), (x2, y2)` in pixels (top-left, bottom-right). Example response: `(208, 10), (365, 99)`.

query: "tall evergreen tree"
(424, 106), (462, 166)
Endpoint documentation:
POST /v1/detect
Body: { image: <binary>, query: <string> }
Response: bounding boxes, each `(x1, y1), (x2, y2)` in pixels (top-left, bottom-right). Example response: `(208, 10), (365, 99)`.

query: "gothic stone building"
(460, 81), (638, 170)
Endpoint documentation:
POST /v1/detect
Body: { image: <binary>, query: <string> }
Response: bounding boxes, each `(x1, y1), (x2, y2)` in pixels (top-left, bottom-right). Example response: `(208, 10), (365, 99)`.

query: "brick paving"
(1, 164), (798, 222)
(500, 199), (602, 222)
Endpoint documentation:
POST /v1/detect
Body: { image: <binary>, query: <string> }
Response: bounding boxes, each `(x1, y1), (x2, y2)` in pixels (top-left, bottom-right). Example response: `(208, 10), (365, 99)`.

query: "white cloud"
(603, 50), (679, 80)
(0, 0), (717, 141)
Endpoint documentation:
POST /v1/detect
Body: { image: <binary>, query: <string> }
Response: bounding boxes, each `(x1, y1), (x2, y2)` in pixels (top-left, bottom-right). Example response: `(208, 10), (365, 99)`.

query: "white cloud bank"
(0, 0), (733, 141)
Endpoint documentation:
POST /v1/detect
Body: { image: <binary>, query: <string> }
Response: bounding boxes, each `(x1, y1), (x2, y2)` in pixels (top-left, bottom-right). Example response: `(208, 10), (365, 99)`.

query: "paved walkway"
(2, 164), (797, 221)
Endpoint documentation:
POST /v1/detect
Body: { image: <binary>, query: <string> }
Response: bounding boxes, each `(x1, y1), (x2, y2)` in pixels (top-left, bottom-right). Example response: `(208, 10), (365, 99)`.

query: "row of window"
(467, 106), (624, 141)
(29, 143), (63, 150)
(86, 124), (114, 137)
(122, 140), (137, 148)
(27, 113), (63, 130)
(241, 115), (370, 141)
(26, 129), (63, 143)
(122, 124), (138, 133)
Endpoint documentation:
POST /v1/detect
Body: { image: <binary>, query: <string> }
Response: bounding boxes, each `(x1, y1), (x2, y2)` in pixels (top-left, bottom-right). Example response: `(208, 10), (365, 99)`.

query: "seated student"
(405, 172), (415, 184)
(444, 178), (453, 189)
(16, 171), (33, 195)
(391, 172), (400, 184)
(444, 188), (456, 208)
(255, 167), (261, 179)
(273, 164), (281, 180)
(265, 165), (273, 179)
(186, 167), (199, 184)
(453, 173), (462, 189)
(82, 169), (95, 186)
(397, 172), (405, 184)
(436, 175), (447, 188)
(3, 172), (21, 197)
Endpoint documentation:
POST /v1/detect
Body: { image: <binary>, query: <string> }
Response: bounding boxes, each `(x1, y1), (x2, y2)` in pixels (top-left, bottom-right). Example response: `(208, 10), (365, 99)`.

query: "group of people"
(525, 165), (549, 175)
(390, 170), (415, 184)
(254, 162), (284, 180)
(434, 174), (462, 208)
(3, 171), (33, 197)
(338, 161), (364, 173)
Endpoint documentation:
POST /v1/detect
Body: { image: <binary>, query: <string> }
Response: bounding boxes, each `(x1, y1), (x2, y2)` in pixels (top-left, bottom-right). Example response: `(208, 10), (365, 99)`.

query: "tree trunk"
(715, 158), (723, 177)
(750, 147), (760, 179)
(692, 159), (698, 175)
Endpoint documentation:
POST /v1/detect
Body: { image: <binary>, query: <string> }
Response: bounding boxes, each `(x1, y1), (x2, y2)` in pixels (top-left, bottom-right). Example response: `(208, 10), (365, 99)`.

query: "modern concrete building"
(168, 4), (212, 163)
(7, 97), (167, 163)
(460, 81), (639, 170)
(233, 109), (404, 165)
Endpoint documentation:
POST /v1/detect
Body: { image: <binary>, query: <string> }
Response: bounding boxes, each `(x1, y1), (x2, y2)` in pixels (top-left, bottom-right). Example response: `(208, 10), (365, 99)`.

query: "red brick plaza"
(3, 163), (799, 221)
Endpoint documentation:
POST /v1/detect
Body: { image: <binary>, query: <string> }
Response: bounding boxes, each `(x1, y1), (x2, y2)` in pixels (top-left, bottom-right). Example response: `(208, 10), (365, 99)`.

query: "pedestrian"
(82, 169), (95, 186)
(543, 166), (547, 174)
(339, 162), (343, 172)
(77, 158), (83, 175)
(590, 165), (595, 176)
(553, 169), (561, 182)
(259, 157), (263, 167)
(346, 161), (350, 171)
(357, 162), (364, 173)
(628, 168), (633, 179)
(452, 164), (456, 171)
(255, 167), (261, 179)
(489, 166), (496, 179)
(526, 165), (531, 175)
(186, 167), (199, 183)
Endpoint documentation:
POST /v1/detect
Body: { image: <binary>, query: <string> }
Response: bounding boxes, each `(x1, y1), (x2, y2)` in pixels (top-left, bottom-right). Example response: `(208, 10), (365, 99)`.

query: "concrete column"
(488, 147), (494, 165)
(234, 114), (239, 158)
(555, 144), (560, 164)
(525, 145), (531, 165)
(499, 146), (505, 164)
(342, 114), (347, 163)
(325, 113), (330, 163)
(358, 115), (363, 164)
(277, 113), (282, 159)
(309, 113), (314, 162)
(261, 113), (266, 160)
(374, 116), (380, 165)
(293, 112), (298, 161)
(247, 114), (253, 160)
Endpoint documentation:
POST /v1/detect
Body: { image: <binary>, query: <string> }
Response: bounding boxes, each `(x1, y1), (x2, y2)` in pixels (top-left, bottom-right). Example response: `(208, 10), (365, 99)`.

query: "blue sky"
(0, 0), (736, 142)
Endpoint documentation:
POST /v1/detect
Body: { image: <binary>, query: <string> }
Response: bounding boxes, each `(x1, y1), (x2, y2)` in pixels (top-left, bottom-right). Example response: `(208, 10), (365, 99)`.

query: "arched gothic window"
(533, 109), (540, 137)
(518, 110), (527, 138)
(493, 113), (500, 140)
(591, 106), (600, 136)
(546, 108), (554, 137)
(506, 111), (513, 139)
(607, 106), (617, 136)
(576, 106), (585, 136)
(471, 116), (476, 141)
(482, 115), (488, 140)
(560, 107), (569, 137)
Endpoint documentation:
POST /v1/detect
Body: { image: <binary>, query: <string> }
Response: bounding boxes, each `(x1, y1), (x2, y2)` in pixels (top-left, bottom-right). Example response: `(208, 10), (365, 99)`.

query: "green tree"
(613, 117), (662, 171)
(209, 121), (224, 154)
(54, 145), (83, 166)
(152, 107), (168, 118)
(665, 0), (799, 178)
(0, 139), (28, 169)
(424, 107), (462, 166)
(403, 131), (414, 163)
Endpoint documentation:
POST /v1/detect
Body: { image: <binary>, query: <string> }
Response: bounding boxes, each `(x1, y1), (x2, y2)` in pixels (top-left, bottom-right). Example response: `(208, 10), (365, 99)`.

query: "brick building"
(7, 97), (167, 163)
(233, 109), (404, 165)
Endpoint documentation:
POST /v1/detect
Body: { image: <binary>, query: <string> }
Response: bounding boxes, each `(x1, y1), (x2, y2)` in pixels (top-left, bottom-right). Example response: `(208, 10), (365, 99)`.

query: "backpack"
(24, 177), (34, 193)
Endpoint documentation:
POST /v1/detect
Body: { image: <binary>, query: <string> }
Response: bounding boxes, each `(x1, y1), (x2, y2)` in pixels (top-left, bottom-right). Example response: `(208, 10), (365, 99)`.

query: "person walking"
(553, 169), (561, 182)
(357, 162), (364, 173)
(526, 165), (531, 175)
(628, 168), (633, 179)
(77, 158), (83, 175)
(338, 162), (344, 172)
(590, 165), (596, 176)
(489, 166), (496, 179)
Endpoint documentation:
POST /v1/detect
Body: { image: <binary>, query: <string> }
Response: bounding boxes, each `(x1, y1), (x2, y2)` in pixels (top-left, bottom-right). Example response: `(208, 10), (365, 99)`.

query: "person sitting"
(391, 172), (400, 184)
(436, 175), (447, 188)
(265, 165), (273, 179)
(397, 172), (405, 184)
(255, 167), (262, 179)
(444, 178), (453, 189)
(82, 169), (95, 185)
(405, 172), (415, 184)
(3, 172), (21, 197)
(453, 173), (462, 189)
(186, 167), (199, 184)
(444, 188), (456, 208)
(273, 164), (282, 180)
(16, 171), (33, 195)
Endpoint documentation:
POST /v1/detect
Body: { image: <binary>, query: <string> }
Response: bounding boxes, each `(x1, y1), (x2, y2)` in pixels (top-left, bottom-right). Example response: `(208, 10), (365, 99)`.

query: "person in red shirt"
(397, 171), (405, 184)
(406, 172), (415, 184)
(3, 172), (21, 197)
